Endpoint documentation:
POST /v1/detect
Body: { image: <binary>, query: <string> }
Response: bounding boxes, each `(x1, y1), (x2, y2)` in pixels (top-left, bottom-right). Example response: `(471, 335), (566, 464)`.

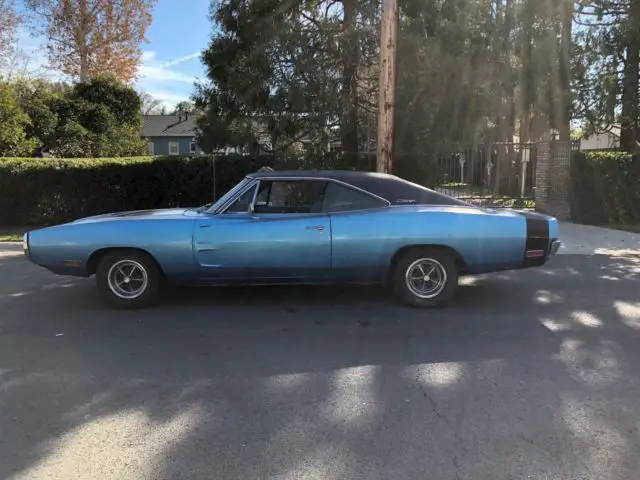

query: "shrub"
(0, 153), (392, 226)
(570, 151), (640, 225)
(0, 155), (269, 225)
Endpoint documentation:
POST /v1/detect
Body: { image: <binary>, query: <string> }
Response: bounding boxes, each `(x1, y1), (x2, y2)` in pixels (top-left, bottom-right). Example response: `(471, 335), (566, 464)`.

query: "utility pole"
(376, 0), (398, 173)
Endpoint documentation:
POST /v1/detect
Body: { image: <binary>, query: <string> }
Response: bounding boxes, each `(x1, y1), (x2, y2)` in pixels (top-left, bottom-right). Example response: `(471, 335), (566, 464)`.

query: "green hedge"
(570, 151), (640, 225)
(0, 154), (380, 226)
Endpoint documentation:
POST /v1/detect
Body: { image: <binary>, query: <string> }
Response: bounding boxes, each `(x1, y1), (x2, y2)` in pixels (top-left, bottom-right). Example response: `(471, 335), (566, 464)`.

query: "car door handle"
(306, 225), (325, 231)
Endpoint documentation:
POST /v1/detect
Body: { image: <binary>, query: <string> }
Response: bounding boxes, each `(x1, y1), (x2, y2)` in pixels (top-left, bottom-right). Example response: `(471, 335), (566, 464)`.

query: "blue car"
(23, 170), (561, 309)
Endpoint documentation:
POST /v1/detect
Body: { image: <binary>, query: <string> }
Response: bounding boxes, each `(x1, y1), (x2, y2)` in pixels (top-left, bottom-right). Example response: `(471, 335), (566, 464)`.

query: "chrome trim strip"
(250, 179), (260, 208)
(23, 232), (29, 258)
(213, 177), (258, 214)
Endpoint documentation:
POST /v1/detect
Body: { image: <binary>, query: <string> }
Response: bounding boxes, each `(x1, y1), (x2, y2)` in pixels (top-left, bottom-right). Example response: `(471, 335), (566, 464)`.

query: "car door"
(193, 178), (332, 281)
(322, 181), (390, 282)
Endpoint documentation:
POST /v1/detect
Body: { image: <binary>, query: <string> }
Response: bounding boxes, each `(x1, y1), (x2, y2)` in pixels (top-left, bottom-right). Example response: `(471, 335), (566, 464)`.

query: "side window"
(323, 182), (386, 212)
(254, 180), (327, 214)
(223, 184), (257, 213)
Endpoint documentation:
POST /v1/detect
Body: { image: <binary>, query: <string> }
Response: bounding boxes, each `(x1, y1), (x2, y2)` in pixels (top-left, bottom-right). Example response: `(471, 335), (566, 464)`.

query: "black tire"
(391, 247), (459, 308)
(95, 250), (162, 309)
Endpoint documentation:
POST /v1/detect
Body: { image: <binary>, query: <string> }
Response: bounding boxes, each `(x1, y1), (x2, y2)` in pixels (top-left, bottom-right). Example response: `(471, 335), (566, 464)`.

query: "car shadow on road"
(1, 253), (640, 479)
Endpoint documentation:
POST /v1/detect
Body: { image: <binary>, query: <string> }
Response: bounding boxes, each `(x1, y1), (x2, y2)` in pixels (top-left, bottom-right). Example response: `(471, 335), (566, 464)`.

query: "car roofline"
(213, 174), (392, 215)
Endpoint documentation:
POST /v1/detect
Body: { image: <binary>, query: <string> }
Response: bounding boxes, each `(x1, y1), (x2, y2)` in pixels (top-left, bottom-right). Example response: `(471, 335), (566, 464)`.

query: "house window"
(168, 142), (179, 155)
(189, 141), (197, 154)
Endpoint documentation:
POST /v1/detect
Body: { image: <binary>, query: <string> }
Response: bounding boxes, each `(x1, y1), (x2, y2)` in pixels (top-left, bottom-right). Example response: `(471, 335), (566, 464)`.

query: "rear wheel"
(391, 248), (459, 307)
(96, 250), (162, 309)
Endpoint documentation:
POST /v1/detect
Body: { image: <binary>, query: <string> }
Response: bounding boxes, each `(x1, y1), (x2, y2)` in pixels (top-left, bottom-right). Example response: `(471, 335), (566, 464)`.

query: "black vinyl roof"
(247, 170), (469, 206)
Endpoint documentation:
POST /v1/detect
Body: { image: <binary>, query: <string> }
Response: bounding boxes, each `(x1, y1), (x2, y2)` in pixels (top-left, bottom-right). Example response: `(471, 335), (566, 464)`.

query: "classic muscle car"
(23, 170), (561, 309)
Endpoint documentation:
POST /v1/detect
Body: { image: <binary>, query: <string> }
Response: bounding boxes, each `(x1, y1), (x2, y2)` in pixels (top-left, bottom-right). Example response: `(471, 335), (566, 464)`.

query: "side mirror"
(248, 202), (256, 217)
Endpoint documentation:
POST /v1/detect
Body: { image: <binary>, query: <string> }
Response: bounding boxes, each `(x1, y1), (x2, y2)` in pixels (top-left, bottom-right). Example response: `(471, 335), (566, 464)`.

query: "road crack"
(407, 332), (467, 480)
(414, 374), (467, 480)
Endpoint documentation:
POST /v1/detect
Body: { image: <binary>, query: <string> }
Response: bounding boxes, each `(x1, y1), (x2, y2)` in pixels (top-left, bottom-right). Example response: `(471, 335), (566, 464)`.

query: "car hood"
(72, 208), (193, 223)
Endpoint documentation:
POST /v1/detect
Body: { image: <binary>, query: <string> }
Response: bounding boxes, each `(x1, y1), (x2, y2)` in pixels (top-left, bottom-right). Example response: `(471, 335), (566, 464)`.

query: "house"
(578, 124), (640, 150)
(141, 113), (203, 156)
(579, 126), (621, 150)
(140, 113), (344, 157)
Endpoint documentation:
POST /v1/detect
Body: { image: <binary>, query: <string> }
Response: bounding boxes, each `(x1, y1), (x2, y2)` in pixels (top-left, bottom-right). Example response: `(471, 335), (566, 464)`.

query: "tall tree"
(139, 91), (163, 114)
(341, 0), (359, 157)
(170, 100), (195, 115)
(23, 0), (157, 82)
(196, 0), (584, 171)
(195, 0), (378, 156)
(620, 0), (640, 149)
(574, 0), (640, 150)
(0, 0), (22, 72)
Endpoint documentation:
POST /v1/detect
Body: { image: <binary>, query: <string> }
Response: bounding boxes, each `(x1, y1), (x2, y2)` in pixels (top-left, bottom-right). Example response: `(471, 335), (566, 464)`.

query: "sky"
(12, 0), (212, 110)
(135, 0), (211, 108)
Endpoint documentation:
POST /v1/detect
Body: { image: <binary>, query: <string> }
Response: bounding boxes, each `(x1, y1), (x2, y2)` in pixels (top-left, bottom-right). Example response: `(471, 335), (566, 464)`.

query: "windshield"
(201, 176), (252, 213)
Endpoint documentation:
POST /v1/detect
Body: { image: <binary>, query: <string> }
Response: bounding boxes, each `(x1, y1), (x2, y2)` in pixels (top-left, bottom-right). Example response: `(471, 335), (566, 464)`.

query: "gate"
(430, 142), (538, 209)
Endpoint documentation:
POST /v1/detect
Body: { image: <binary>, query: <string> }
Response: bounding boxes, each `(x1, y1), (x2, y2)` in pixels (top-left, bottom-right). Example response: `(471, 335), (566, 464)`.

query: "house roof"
(141, 115), (197, 138)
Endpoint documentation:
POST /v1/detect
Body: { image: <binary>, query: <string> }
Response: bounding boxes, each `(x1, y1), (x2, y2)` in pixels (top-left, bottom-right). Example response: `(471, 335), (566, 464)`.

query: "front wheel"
(391, 248), (459, 307)
(96, 250), (162, 309)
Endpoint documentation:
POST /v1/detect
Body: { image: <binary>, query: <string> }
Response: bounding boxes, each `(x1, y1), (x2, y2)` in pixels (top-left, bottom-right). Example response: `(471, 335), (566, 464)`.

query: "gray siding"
(146, 137), (204, 156)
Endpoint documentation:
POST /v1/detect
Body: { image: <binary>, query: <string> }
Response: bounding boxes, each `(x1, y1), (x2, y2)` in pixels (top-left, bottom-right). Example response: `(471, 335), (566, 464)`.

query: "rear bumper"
(549, 240), (562, 255)
(523, 239), (561, 268)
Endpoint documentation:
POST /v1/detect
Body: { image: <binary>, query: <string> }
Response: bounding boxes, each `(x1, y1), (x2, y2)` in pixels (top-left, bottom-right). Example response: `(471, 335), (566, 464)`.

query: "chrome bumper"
(22, 232), (30, 259)
(550, 240), (562, 255)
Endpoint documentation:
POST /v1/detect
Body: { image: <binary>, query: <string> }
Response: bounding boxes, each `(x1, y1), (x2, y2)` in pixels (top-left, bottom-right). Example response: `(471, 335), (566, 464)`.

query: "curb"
(0, 242), (23, 252)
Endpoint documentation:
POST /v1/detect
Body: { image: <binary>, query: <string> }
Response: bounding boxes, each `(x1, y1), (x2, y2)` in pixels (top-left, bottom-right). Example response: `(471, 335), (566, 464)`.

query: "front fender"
(27, 219), (197, 278)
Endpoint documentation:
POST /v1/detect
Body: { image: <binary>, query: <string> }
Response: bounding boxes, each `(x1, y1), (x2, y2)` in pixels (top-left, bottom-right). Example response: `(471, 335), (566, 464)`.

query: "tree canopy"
(0, 76), (146, 157)
(195, 0), (603, 162)
(23, 0), (157, 82)
(0, 0), (22, 72)
(573, 0), (640, 150)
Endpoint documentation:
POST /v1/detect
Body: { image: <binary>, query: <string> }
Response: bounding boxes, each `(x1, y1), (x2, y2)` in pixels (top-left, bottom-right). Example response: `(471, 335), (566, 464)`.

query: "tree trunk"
(491, 0), (502, 191)
(78, 0), (90, 82)
(341, 0), (359, 160)
(557, 0), (573, 141)
(493, 0), (514, 194)
(620, 0), (640, 151)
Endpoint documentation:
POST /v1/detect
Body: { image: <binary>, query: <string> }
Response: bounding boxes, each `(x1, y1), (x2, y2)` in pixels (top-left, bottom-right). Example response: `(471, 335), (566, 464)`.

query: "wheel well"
(86, 247), (165, 277)
(387, 245), (469, 280)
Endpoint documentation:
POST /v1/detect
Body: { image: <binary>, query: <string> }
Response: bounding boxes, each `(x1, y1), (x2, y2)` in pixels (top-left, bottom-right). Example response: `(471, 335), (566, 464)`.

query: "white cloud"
(141, 51), (157, 62)
(161, 52), (201, 68)
(137, 64), (194, 84)
(146, 90), (192, 109)
(136, 50), (200, 84)
(135, 50), (203, 109)
(1, 35), (201, 110)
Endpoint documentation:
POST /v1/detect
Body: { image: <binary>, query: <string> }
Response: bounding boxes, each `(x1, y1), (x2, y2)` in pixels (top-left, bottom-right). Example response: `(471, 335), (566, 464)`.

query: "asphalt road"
(1, 244), (640, 480)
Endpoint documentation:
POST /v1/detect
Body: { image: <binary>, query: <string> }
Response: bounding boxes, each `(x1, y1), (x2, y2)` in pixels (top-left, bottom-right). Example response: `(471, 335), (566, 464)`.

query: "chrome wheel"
(107, 259), (149, 300)
(404, 258), (448, 299)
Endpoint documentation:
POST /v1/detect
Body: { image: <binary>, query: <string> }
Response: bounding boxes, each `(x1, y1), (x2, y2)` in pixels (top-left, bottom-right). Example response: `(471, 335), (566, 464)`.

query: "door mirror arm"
(248, 202), (258, 219)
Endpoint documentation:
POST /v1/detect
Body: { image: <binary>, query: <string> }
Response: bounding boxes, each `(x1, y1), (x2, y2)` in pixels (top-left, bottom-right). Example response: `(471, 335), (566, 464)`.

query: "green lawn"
(0, 227), (35, 242)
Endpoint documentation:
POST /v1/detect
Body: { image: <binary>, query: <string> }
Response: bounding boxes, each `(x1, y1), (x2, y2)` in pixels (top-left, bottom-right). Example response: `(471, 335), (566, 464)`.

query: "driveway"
(1, 236), (640, 479)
